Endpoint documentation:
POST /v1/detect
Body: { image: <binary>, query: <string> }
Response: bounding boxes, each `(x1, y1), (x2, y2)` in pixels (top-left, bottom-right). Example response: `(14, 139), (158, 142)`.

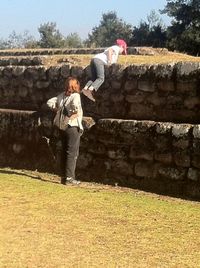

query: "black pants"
(58, 126), (81, 179)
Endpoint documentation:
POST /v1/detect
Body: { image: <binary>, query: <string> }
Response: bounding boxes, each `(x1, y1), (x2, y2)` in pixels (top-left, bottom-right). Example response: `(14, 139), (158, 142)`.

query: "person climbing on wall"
(82, 39), (127, 102)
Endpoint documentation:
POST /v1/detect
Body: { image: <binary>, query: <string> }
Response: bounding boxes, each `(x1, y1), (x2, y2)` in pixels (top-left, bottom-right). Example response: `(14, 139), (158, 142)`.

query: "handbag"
(53, 98), (69, 131)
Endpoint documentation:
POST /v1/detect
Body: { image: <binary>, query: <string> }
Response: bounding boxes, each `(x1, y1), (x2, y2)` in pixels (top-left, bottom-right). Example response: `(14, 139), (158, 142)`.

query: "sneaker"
(82, 89), (96, 102)
(66, 177), (81, 185)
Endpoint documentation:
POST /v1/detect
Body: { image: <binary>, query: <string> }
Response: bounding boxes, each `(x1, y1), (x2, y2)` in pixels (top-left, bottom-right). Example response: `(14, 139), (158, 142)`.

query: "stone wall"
(0, 57), (43, 66)
(0, 62), (200, 122)
(0, 109), (43, 170)
(77, 119), (200, 198)
(0, 60), (200, 199)
(0, 109), (200, 198)
(0, 47), (168, 57)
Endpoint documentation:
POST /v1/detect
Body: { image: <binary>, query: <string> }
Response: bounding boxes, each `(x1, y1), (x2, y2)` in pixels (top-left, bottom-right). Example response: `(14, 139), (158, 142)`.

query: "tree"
(64, 32), (83, 48)
(6, 31), (23, 48)
(85, 11), (133, 47)
(0, 31), (37, 49)
(130, 10), (167, 47)
(131, 21), (151, 46)
(38, 22), (65, 48)
(18, 31), (38, 48)
(147, 10), (165, 30)
(0, 39), (9, 49)
(149, 25), (167, 47)
(161, 0), (200, 55)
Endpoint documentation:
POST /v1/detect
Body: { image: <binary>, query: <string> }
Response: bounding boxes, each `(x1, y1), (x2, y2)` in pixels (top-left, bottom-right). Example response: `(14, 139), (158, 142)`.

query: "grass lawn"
(0, 168), (200, 268)
(2, 51), (200, 67)
(42, 52), (200, 67)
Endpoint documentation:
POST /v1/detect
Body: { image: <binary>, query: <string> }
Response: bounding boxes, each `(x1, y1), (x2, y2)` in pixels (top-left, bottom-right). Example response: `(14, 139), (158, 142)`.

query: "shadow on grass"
(0, 168), (60, 185)
(1, 168), (200, 202)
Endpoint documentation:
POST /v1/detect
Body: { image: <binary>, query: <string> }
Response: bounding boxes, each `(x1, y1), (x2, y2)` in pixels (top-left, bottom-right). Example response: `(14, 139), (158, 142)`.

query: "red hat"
(116, 39), (127, 55)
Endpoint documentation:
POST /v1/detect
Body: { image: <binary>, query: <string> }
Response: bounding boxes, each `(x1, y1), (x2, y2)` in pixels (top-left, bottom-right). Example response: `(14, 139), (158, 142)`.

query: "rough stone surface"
(172, 124), (192, 138)
(187, 168), (200, 181)
(193, 125), (200, 139)
(0, 63), (199, 122)
(158, 166), (186, 180)
(0, 47), (169, 58)
(0, 60), (200, 199)
(135, 161), (156, 178)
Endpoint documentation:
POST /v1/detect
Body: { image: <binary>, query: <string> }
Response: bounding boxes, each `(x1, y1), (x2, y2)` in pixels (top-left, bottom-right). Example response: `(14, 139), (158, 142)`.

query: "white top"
(94, 45), (121, 64)
(47, 92), (83, 130)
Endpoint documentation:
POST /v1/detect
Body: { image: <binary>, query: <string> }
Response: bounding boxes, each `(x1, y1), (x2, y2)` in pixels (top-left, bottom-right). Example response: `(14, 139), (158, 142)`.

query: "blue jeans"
(85, 58), (105, 91)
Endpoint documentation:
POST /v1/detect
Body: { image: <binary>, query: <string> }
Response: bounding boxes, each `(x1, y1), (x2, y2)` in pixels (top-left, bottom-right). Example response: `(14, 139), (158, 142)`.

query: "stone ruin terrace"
(0, 47), (200, 199)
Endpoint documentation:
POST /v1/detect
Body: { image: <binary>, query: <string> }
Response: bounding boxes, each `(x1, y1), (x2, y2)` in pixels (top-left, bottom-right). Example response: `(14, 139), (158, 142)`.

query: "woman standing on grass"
(82, 39), (127, 102)
(47, 77), (83, 185)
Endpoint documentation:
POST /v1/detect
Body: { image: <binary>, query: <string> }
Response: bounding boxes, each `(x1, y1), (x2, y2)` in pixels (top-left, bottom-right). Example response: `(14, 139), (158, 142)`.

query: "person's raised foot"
(81, 89), (96, 102)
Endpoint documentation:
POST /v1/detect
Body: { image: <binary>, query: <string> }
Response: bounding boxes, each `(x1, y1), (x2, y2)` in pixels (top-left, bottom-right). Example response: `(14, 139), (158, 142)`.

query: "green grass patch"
(0, 169), (200, 267)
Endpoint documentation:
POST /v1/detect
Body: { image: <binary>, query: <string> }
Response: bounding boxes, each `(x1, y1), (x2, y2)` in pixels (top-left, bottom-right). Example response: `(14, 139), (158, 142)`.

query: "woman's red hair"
(65, 77), (80, 94)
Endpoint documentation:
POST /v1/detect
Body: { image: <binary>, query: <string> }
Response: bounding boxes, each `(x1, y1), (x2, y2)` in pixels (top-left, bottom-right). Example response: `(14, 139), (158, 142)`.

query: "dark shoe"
(66, 177), (81, 185)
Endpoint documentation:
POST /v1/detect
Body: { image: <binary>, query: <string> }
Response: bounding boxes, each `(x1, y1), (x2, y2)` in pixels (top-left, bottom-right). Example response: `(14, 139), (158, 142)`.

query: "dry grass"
(42, 52), (200, 67)
(1, 51), (200, 67)
(119, 52), (200, 65)
(0, 168), (200, 267)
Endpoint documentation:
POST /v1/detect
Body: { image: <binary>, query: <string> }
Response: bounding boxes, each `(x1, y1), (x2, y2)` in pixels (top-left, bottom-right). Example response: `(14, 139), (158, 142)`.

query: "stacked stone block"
(0, 59), (200, 198)
(77, 119), (200, 197)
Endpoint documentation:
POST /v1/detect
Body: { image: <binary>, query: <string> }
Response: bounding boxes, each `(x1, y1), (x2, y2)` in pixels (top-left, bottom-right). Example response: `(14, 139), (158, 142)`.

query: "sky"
(0, 0), (171, 40)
